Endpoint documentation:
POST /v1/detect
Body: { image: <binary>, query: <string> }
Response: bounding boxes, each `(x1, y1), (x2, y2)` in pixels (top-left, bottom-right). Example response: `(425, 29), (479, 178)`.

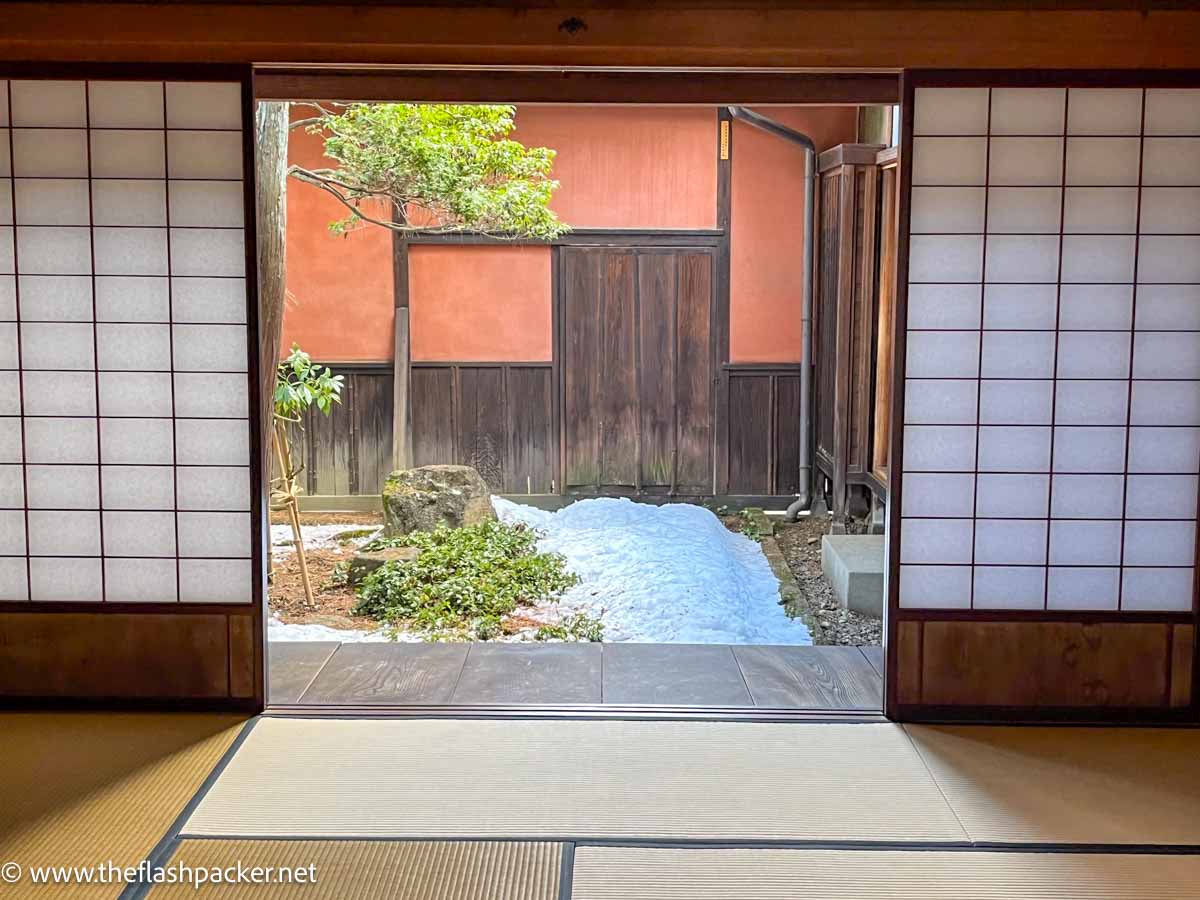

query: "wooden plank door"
(560, 246), (714, 494)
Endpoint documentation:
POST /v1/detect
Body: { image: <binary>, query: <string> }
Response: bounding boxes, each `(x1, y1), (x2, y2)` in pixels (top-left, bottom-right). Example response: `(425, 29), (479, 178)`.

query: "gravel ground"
(775, 514), (882, 646)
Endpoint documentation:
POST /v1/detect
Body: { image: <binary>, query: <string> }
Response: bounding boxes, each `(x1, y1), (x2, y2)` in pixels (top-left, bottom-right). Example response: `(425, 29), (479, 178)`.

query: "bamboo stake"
(273, 418), (315, 609)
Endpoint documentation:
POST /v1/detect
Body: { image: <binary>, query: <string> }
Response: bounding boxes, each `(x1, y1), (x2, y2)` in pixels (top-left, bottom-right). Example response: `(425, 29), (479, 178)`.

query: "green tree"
(288, 103), (568, 240)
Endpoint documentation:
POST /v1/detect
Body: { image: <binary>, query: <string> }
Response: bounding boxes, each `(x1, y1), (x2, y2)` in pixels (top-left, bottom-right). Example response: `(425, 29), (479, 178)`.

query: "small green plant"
(737, 509), (767, 542)
(327, 560), (351, 588)
(275, 344), (345, 420)
(352, 520), (579, 640)
(535, 612), (605, 643)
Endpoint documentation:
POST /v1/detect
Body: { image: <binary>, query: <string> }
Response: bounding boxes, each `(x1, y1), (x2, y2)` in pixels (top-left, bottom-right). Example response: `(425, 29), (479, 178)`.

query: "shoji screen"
(890, 74), (1199, 721)
(0, 68), (262, 707)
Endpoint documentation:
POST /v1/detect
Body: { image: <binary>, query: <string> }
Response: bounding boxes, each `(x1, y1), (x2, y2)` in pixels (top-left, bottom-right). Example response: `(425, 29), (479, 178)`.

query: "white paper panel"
(97, 371), (174, 417)
(174, 418), (249, 465)
(975, 519), (1048, 565)
(0, 277), (13, 319)
(167, 131), (243, 179)
(1130, 380), (1200, 426)
(101, 465), (175, 511)
(15, 226), (91, 275)
(990, 88), (1065, 135)
(910, 234), (986, 283)
(975, 473), (1050, 518)
(898, 565), (972, 609)
(1067, 88), (1143, 136)
(173, 372), (249, 418)
(169, 228), (245, 277)
(166, 82), (242, 130)
(99, 417), (174, 464)
(13, 179), (90, 226)
(88, 81), (165, 128)
(905, 284), (981, 330)
(179, 558), (252, 604)
(989, 136), (1065, 186)
(0, 322), (14, 368)
(986, 186), (1062, 234)
(1060, 235), (1136, 284)
(1127, 427), (1200, 473)
(1050, 473), (1126, 519)
(1121, 567), (1195, 612)
(95, 323), (172, 371)
(21, 370), (96, 416)
(95, 275), (169, 322)
(25, 464), (98, 510)
(19, 274), (92, 322)
(1056, 331), (1131, 379)
(175, 465), (251, 511)
(0, 373), (16, 416)
(980, 331), (1055, 378)
(89, 130), (165, 179)
(0, 557), (28, 602)
(0, 418), (21, 463)
(1053, 380), (1129, 425)
(1139, 188), (1200, 234)
(1123, 521), (1197, 566)
(909, 186), (985, 233)
(0, 183), (10, 226)
(911, 137), (987, 186)
(903, 379), (978, 424)
(975, 425), (1053, 473)
(901, 472), (977, 517)
(982, 284), (1057, 330)
(1065, 137), (1141, 186)
(1063, 187), (1139, 234)
(1048, 520), (1123, 565)
(1046, 566), (1120, 611)
(11, 129), (88, 177)
(10, 81), (86, 127)
(0, 464), (23, 507)
(1124, 474), (1199, 520)
(91, 180), (167, 226)
(103, 510), (176, 557)
(93, 227), (169, 276)
(104, 558), (177, 603)
(1137, 236), (1200, 283)
(914, 88), (989, 135)
(168, 180), (245, 228)
(1145, 89), (1200, 136)
(171, 277), (247, 324)
(1133, 333), (1200, 379)
(0, 509), (25, 554)
(177, 512), (252, 558)
(904, 330), (979, 378)
(1059, 285), (1133, 331)
(984, 234), (1059, 283)
(900, 518), (974, 564)
(902, 425), (976, 471)
(24, 417), (97, 463)
(1135, 285), (1200, 330)
(1141, 138), (1200, 186)
(1052, 426), (1127, 473)
(27, 509), (101, 556)
(172, 324), (249, 371)
(973, 566), (1046, 610)
(29, 557), (103, 603)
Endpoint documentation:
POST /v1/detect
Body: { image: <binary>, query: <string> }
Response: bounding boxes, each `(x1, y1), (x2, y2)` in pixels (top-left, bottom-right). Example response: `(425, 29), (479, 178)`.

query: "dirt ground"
(774, 514), (883, 646)
(269, 543), (376, 629)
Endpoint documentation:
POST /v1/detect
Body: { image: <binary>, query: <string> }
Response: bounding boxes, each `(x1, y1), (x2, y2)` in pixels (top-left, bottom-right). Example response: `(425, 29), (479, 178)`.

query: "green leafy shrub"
(534, 612), (605, 643)
(352, 520), (579, 638)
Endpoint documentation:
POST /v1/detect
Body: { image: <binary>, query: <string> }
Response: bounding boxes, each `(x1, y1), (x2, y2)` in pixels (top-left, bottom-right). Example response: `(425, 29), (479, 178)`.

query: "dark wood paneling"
(815, 171), (840, 471)
(0, 612), (232, 699)
(919, 621), (1171, 709)
(560, 245), (717, 495)
(677, 251), (715, 492)
(638, 252), (676, 488)
(725, 367), (803, 496)
(600, 252), (639, 487)
(411, 364), (557, 494)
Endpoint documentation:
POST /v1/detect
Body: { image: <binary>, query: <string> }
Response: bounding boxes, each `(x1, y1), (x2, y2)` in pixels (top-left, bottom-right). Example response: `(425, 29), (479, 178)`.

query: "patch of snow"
(493, 496), (812, 645)
(267, 615), (399, 643)
(270, 523), (381, 555)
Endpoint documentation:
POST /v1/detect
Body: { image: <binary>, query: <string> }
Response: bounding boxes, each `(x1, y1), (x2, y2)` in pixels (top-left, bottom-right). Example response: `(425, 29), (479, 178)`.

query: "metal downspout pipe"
(726, 106), (816, 520)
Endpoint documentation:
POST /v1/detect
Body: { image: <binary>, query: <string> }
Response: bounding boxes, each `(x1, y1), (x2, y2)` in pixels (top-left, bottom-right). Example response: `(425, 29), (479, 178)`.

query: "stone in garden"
(347, 546), (420, 587)
(382, 464), (496, 535)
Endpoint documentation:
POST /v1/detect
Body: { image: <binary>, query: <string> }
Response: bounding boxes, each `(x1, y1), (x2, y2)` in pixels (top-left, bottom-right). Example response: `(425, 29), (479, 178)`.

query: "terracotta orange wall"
(512, 105), (717, 230)
(282, 113), (395, 361)
(729, 106), (859, 363)
(409, 245), (552, 362)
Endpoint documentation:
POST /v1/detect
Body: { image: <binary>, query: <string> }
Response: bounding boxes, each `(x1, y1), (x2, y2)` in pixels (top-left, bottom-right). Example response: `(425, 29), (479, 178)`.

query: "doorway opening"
(258, 71), (901, 715)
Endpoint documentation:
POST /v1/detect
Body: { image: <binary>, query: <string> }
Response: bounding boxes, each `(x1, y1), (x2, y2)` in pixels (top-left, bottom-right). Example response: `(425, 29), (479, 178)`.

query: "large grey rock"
(347, 546), (420, 587)
(821, 534), (884, 618)
(382, 464), (496, 536)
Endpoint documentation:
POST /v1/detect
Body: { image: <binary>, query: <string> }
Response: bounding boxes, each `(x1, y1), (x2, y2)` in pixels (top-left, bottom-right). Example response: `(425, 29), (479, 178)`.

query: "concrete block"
(821, 534), (884, 618)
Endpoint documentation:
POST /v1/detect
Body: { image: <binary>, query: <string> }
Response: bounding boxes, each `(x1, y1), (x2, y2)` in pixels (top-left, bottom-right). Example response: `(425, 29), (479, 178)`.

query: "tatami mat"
(906, 725), (1200, 846)
(0, 712), (246, 899)
(569, 846), (1200, 899)
(146, 840), (562, 899)
(184, 719), (967, 841)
